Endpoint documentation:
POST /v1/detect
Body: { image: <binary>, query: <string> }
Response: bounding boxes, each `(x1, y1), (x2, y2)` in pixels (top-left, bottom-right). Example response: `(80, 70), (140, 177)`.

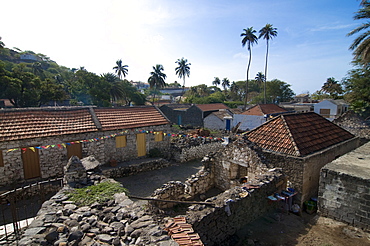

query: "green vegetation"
(67, 181), (129, 206)
(0, 46), (145, 107)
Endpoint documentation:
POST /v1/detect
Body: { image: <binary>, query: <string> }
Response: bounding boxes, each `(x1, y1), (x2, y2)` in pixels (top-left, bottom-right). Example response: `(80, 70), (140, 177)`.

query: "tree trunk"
(264, 40), (269, 104)
(244, 48), (252, 110)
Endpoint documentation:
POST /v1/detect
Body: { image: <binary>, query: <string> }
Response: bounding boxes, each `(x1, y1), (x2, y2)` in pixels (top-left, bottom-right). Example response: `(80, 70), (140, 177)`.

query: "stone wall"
(0, 125), (171, 186)
(150, 167), (214, 209)
(102, 158), (171, 179)
(171, 141), (223, 163)
(262, 137), (360, 204)
(319, 142), (370, 231)
(211, 137), (268, 191)
(186, 170), (286, 245)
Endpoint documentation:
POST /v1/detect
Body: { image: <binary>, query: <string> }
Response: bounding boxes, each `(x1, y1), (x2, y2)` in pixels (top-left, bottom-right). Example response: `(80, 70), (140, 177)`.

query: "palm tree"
(321, 77), (343, 99)
(259, 24), (277, 104)
(101, 73), (125, 104)
(241, 27), (258, 109)
(222, 78), (230, 91)
(148, 64), (167, 104)
(255, 72), (265, 89)
(347, 2), (370, 65)
(0, 37), (4, 48)
(175, 57), (191, 98)
(113, 59), (128, 79)
(212, 77), (221, 87)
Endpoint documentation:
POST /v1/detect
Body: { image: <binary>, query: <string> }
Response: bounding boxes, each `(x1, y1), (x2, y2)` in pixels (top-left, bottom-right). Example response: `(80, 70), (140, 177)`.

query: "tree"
(101, 73), (125, 104)
(266, 79), (294, 103)
(212, 77), (221, 87)
(0, 37), (4, 48)
(148, 64), (167, 104)
(320, 77), (344, 99)
(255, 72), (265, 88)
(221, 78), (230, 91)
(113, 59), (128, 79)
(347, 1), (370, 65)
(259, 24), (277, 104)
(241, 27), (258, 109)
(175, 57), (191, 98)
(343, 66), (370, 117)
(32, 62), (44, 78)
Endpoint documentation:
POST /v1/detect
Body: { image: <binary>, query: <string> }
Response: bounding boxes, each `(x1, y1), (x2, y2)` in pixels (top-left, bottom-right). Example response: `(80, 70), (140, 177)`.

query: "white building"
(314, 99), (349, 121)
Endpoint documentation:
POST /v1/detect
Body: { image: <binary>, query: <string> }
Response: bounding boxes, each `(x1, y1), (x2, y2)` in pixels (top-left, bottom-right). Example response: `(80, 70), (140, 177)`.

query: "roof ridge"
(280, 115), (301, 156)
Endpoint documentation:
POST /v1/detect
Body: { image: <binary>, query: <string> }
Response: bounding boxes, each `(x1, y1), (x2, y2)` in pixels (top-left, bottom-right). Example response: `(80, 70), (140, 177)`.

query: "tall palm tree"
(259, 24), (277, 104)
(148, 64), (167, 104)
(212, 77), (221, 87)
(241, 27), (258, 109)
(175, 57), (191, 98)
(113, 59), (128, 79)
(221, 78), (230, 91)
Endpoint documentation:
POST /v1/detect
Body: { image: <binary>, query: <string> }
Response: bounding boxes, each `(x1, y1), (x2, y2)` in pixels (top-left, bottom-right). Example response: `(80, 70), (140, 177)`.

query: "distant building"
(294, 93), (310, 103)
(19, 53), (40, 62)
(233, 104), (288, 131)
(314, 99), (349, 121)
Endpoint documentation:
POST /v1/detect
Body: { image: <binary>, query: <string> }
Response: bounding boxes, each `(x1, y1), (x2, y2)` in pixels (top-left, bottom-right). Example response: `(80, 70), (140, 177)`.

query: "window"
(319, 108), (331, 118)
(155, 131), (163, 142)
(116, 136), (127, 148)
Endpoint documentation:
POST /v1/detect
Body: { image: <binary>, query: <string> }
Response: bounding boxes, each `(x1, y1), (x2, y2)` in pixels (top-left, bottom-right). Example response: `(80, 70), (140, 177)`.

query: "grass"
(67, 181), (129, 206)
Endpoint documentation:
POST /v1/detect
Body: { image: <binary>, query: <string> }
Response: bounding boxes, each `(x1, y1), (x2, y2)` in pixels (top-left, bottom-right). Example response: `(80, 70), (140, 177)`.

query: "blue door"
(178, 115), (182, 125)
(225, 119), (231, 131)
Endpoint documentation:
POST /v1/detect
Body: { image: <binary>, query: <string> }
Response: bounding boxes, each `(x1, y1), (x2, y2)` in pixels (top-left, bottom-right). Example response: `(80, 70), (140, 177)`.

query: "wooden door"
(67, 142), (82, 159)
(22, 148), (41, 179)
(136, 133), (146, 157)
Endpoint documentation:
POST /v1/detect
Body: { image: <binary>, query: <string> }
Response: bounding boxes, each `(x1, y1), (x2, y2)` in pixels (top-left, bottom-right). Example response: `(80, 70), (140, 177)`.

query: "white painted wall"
(233, 114), (266, 131)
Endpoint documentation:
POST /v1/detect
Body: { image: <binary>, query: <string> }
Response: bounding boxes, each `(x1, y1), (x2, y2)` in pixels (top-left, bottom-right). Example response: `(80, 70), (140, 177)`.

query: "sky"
(0, 0), (364, 95)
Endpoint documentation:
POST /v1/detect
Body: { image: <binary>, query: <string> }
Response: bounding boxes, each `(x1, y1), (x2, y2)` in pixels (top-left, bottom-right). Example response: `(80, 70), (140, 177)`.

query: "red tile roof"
(0, 108), (97, 141)
(241, 104), (287, 116)
(246, 112), (355, 156)
(196, 103), (229, 112)
(165, 217), (204, 246)
(0, 106), (170, 142)
(94, 106), (169, 131)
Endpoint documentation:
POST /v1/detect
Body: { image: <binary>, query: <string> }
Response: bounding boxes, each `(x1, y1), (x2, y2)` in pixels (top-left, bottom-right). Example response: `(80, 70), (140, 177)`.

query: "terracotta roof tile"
(246, 112), (355, 156)
(195, 103), (229, 112)
(242, 104), (287, 116)
(0, 108), (97, 141)
(94, 106), (169, 131)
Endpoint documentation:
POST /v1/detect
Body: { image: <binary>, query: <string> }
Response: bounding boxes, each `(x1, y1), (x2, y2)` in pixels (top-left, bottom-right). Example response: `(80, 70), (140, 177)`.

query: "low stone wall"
(186, 170), (286, 245)
(171, 140), (223, 163)
(101, 158), (170, 178)
(319, 142), (370, 231)
(150, 167), (214, 209)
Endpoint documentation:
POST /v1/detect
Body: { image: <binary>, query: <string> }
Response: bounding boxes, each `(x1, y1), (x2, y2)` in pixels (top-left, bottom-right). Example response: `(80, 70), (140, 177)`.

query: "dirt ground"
(235, 211), (370, 246)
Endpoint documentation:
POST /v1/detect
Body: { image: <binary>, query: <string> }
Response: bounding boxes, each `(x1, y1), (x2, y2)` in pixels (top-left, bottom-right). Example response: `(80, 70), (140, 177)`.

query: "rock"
(81, 156), (101, 171)
(80, 223), (91, 232)
(67, 230), (83, 242)
(64, 219), (79, 227)
(96, 234), (114, 244)
(110, 221), (125, 231)
(23, 227), (46, 236)
(64, 204), (77, 210)
(45, 230), (59, 242)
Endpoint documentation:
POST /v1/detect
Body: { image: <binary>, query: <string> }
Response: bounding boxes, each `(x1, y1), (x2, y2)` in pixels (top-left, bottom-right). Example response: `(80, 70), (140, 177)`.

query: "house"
(233, 104), (288, 131)
(279, 102), (315, 113)
(245, 112), (359, 204)
(159, 103), (230, 128)
(294, 93), (310, 103)
(314, 99), (349, 121)
(204, 110), (233, 131)
(0, 106), (171, 186)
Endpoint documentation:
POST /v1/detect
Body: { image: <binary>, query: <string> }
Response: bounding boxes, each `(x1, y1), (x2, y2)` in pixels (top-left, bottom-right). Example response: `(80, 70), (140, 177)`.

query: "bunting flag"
(4, 127), (224, 154)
